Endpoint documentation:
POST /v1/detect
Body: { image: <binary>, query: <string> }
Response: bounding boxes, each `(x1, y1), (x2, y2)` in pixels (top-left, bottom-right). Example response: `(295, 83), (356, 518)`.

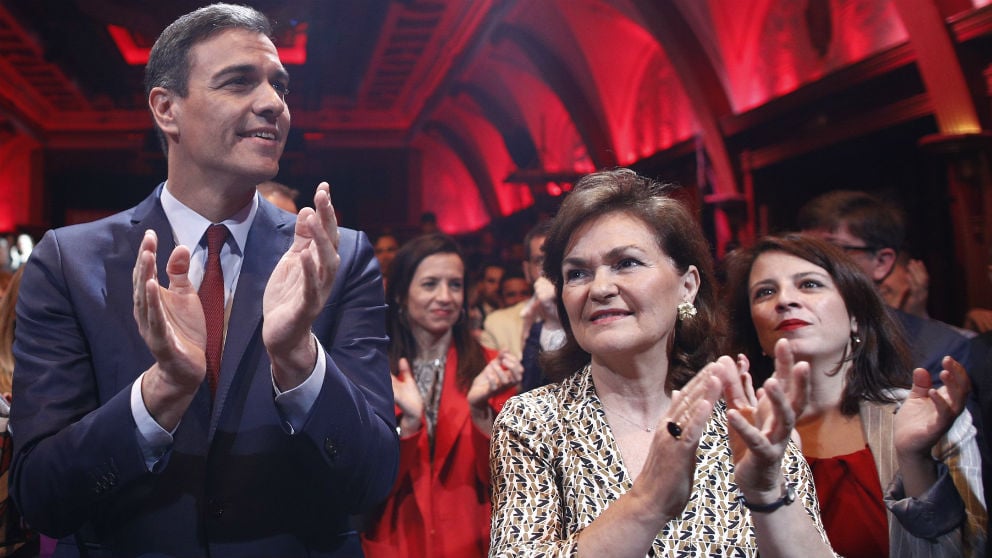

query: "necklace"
(600, 400), (659, 432)
(412, 355), (447, 443)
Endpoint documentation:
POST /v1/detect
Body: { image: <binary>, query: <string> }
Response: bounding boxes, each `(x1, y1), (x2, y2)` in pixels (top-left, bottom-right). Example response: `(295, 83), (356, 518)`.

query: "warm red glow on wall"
(0, 135), (40, 233)
(416, 135), (491, 234)
(706, 0), (907, 113)
(107, 23), (309, 65)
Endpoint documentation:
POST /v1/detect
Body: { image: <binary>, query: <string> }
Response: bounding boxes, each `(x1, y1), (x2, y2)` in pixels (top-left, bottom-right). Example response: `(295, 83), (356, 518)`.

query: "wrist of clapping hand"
(469, 401), (493, 417)
(398, 414), (423, 434)
(736, 471), (787, 505)
(738, 483), (796, 512)
(896, 446), (936, 466)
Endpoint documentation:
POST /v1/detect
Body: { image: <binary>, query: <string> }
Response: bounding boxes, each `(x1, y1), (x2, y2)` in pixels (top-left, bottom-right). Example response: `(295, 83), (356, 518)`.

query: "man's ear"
(148, 87), (179, 137)
(871, 247), (896, 283)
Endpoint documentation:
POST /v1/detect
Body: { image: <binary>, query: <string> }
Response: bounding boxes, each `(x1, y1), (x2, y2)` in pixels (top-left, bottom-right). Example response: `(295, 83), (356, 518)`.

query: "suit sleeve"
(885, 409), (987, 557)
(9, 230), (152, 537)
(296, 229), (399, 513)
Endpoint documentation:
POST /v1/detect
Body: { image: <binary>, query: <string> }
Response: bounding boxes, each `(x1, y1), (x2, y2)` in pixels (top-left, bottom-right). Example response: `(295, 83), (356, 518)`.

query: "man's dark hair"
(522, 221), (551, 261)
(796, 190), (905, 251)
(145, 3), (273, 155)
(498, 268), (527, 296)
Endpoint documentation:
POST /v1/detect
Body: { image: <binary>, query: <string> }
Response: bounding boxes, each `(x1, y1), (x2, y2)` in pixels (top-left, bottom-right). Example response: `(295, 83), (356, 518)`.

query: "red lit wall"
(557, 3), (698, 164)
(0, 134), (40, 233)
(414, 134), (490, 235)
(702, 0), (907, 112)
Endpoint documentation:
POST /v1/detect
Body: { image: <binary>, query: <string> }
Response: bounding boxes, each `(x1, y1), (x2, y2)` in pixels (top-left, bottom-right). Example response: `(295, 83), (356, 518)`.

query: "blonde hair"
(0, 267), (24, 394)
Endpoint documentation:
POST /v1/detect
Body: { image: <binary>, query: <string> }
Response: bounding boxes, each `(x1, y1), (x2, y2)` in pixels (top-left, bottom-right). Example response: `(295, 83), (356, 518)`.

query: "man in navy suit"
(9, 4), (397, 556)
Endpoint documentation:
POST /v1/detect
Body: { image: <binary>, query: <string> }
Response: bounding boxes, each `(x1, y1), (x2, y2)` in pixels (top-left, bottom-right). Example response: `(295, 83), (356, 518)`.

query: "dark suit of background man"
(9, 4), (398, 556)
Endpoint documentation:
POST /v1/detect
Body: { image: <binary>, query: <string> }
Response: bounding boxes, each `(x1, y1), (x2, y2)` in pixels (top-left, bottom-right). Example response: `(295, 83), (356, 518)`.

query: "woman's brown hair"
(540, 168), (725, 390)
(724, 233), (911, 415)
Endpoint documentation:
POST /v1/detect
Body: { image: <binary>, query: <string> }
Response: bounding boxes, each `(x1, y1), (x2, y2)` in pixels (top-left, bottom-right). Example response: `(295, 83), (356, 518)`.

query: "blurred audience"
(477, 263), (505, 312)
(373, 232), (401, 284)
(497, 269), (531, 308)
(8, 235), (31, 272)
(256, 180), (299, 213)
(879, 251), (930, 320)
(0, 268), (20, 400)
(419, 212), (439, 235)
(0, 267), (39, 556)
(964, 249), (992, 335)
(480, 222), (550, 358)
(468, 262), (504, 336)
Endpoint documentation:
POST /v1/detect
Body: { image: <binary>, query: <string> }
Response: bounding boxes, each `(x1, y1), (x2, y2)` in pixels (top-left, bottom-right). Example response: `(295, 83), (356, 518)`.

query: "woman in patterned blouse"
(725, 233), (985, 557)
(489, 169), (836, 557)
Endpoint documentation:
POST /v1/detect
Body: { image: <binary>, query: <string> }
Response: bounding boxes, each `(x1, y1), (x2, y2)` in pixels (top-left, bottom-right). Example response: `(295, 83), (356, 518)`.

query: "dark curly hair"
(540, 168), (725, 390)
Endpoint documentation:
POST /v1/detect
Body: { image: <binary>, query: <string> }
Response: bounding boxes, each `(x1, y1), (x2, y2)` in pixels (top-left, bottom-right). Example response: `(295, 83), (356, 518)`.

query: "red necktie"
(199, 224), (228, 397)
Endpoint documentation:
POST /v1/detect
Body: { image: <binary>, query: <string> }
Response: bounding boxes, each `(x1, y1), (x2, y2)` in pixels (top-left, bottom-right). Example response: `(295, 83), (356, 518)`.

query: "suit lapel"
(431, 345), (468, 480)
(860, 400), (899, 490)
(209, 203), (294, 437)
(126, 185), (176, 288)
(126, 188), (211, 427)
(102, 187), (179, 390)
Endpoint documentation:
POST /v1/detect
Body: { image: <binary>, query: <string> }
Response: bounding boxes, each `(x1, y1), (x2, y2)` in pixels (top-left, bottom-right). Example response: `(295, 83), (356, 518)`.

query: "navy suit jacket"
(9, 186), (398, 557)
(892, 307), (972, 383)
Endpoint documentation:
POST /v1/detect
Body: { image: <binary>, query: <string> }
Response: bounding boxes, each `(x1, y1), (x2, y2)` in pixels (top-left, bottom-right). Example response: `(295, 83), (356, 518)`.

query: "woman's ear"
(681, 265), (701, 302)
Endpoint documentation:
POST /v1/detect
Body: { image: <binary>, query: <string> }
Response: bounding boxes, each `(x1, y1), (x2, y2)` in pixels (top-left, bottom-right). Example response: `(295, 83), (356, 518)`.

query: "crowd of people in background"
(4, 4), (991, 557)
(355, 172), (990, 557)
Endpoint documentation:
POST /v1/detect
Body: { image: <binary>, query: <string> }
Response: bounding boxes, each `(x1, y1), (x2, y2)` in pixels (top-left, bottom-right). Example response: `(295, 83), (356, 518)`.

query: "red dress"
(806, 445), (889, 558)
(361, 346), (513, 558)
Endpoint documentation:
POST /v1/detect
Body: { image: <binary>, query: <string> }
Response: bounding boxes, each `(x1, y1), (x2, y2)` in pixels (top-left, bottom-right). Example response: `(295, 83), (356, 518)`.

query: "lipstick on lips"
(776, 319), (809, 331)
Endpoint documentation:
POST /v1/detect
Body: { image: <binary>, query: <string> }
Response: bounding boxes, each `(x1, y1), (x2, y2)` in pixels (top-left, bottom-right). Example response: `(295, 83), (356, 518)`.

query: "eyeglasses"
(833, 243), (878, 254)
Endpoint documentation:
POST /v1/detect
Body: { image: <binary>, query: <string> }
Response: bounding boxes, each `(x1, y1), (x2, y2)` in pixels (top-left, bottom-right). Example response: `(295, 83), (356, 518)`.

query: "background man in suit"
(480, 222), (550, 358)
(9, 4), (397, 556)
(257, 179), (300, 213)
(797, 190), (971, 380)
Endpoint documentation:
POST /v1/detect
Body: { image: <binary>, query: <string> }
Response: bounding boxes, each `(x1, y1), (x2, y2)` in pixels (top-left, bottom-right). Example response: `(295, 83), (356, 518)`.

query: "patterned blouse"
(489, 366), (834, 557)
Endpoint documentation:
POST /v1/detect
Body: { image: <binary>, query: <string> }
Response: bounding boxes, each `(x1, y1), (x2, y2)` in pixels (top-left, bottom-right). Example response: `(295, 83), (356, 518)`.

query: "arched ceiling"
(0, 0), (991, 236)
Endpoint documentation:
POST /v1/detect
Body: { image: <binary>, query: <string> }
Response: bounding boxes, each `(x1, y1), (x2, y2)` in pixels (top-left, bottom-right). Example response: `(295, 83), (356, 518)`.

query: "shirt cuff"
(884, 461), (965, 539)
(272, 335), (326, 434)
(130, 375), (175, 472)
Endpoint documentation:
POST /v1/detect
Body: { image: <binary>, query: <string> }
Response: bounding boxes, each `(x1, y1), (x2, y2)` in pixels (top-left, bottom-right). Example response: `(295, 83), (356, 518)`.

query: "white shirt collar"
(159, 182), (258, 254)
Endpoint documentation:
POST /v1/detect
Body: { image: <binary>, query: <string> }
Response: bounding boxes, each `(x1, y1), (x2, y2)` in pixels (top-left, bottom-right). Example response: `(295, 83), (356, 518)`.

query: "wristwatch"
(738, 483), (796, 513)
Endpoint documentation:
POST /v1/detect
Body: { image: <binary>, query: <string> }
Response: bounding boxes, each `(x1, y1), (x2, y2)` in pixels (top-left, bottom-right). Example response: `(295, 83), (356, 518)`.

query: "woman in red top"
(361, 233), (522, 558)
(726, 234), (985, 557)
